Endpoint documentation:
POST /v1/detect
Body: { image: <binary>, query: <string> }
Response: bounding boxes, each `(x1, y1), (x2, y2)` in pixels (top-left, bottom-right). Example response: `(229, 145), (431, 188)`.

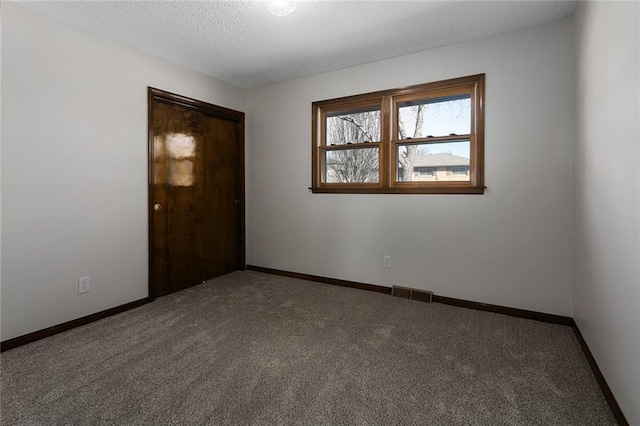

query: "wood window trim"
(311, 74), (485, 194)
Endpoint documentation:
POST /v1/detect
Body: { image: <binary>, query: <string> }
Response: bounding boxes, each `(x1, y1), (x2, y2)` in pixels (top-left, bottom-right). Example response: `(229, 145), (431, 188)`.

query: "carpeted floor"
(1, 271), (615, 425)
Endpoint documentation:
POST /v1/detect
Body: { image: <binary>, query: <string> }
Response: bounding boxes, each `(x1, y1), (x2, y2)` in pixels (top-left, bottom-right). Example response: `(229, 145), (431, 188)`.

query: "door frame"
(147, 87), (246, 300)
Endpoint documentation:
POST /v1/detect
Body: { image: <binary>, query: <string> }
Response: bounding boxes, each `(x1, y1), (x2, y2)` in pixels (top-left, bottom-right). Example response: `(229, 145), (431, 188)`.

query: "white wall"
(573, 2), (639, 424)
(1, 3), (246, 341)
(0, 4), (4, 338)
(246, 20), (574, 316)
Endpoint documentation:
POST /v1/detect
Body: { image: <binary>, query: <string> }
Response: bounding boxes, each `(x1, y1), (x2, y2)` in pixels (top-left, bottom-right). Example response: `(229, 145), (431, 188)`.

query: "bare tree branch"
(339, 116), (375, 142)
(397, 105), (424, 181)
(413, 105), (425, 139)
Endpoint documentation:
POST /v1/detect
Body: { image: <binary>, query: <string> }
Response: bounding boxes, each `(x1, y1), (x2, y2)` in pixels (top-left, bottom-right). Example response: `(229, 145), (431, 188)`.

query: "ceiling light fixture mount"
(268, 1), (296, 17)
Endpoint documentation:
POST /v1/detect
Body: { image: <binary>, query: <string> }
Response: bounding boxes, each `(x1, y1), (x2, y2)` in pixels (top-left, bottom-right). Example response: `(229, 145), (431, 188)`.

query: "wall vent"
(391, 285), (433, 303)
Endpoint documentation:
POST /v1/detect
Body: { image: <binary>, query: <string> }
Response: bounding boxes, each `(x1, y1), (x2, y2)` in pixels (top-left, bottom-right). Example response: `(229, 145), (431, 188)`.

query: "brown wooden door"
(148, 88), (244, 299)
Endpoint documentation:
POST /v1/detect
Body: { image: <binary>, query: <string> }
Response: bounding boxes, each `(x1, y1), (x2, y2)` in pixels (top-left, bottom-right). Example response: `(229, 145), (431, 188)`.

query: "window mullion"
(380, 95), (391, 187)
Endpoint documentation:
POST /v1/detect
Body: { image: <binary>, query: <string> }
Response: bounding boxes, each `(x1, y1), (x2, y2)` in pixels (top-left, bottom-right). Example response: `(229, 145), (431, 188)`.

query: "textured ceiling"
(19, 1), (577, 89)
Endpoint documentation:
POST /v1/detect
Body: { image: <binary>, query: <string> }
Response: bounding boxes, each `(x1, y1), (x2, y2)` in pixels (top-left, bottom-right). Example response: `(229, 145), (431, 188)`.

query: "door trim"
(147, 87), (246, 300)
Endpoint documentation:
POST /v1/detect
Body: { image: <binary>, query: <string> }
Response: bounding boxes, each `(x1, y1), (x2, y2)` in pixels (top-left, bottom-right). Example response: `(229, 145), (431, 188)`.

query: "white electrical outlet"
(383, 255), (391, 269)
(78, 276), (90, 294)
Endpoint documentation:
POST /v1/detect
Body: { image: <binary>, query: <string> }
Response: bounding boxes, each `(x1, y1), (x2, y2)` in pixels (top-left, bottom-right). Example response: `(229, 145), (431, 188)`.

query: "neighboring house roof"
(411, 153), (469, 167)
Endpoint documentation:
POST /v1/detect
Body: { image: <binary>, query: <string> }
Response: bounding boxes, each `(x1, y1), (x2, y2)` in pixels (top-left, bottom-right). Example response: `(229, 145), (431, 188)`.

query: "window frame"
(311, 74), (485, 194)
(319, 97), (385, 187)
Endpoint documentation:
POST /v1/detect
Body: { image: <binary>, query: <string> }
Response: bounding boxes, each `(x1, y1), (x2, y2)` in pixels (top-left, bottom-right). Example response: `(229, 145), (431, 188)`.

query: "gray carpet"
(1, 271), (615, 425)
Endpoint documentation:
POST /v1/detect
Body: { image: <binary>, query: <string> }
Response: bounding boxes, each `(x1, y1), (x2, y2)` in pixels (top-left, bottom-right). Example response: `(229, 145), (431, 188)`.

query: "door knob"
(154, 203), (162, 211)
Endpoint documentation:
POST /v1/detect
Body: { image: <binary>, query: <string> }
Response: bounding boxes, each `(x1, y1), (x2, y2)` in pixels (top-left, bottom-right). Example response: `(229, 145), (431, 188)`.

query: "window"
(451, 166), (469, 176)
(417, 167), (436, 176)
(312, 74), (484, 194)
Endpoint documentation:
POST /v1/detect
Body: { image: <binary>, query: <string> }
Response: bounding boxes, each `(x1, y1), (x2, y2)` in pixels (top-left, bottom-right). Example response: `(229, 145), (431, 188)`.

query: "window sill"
(310, 186), (485, 194)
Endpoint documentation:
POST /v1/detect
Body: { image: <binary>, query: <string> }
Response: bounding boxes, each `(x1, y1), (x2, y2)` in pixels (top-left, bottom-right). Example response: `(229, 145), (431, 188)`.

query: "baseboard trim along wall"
(431, 294), (572, 325)
(247, 265), (393, 295)
(569, 321), (629, 426)
(0, 297), (151, 352)
(247, 265), (572, 324)
(247, 264), (629, 426)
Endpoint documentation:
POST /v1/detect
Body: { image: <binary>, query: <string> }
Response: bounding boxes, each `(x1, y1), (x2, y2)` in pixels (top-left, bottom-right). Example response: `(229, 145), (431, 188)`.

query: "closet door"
(148, 88), (244, 298)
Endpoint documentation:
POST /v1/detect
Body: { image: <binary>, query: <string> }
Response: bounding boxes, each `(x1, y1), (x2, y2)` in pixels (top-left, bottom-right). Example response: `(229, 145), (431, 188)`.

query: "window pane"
(326, 107), (380, 145)
(398, 94), (470, 139)
(323, 147), (379, 183)
(396, 141), (470, 182)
